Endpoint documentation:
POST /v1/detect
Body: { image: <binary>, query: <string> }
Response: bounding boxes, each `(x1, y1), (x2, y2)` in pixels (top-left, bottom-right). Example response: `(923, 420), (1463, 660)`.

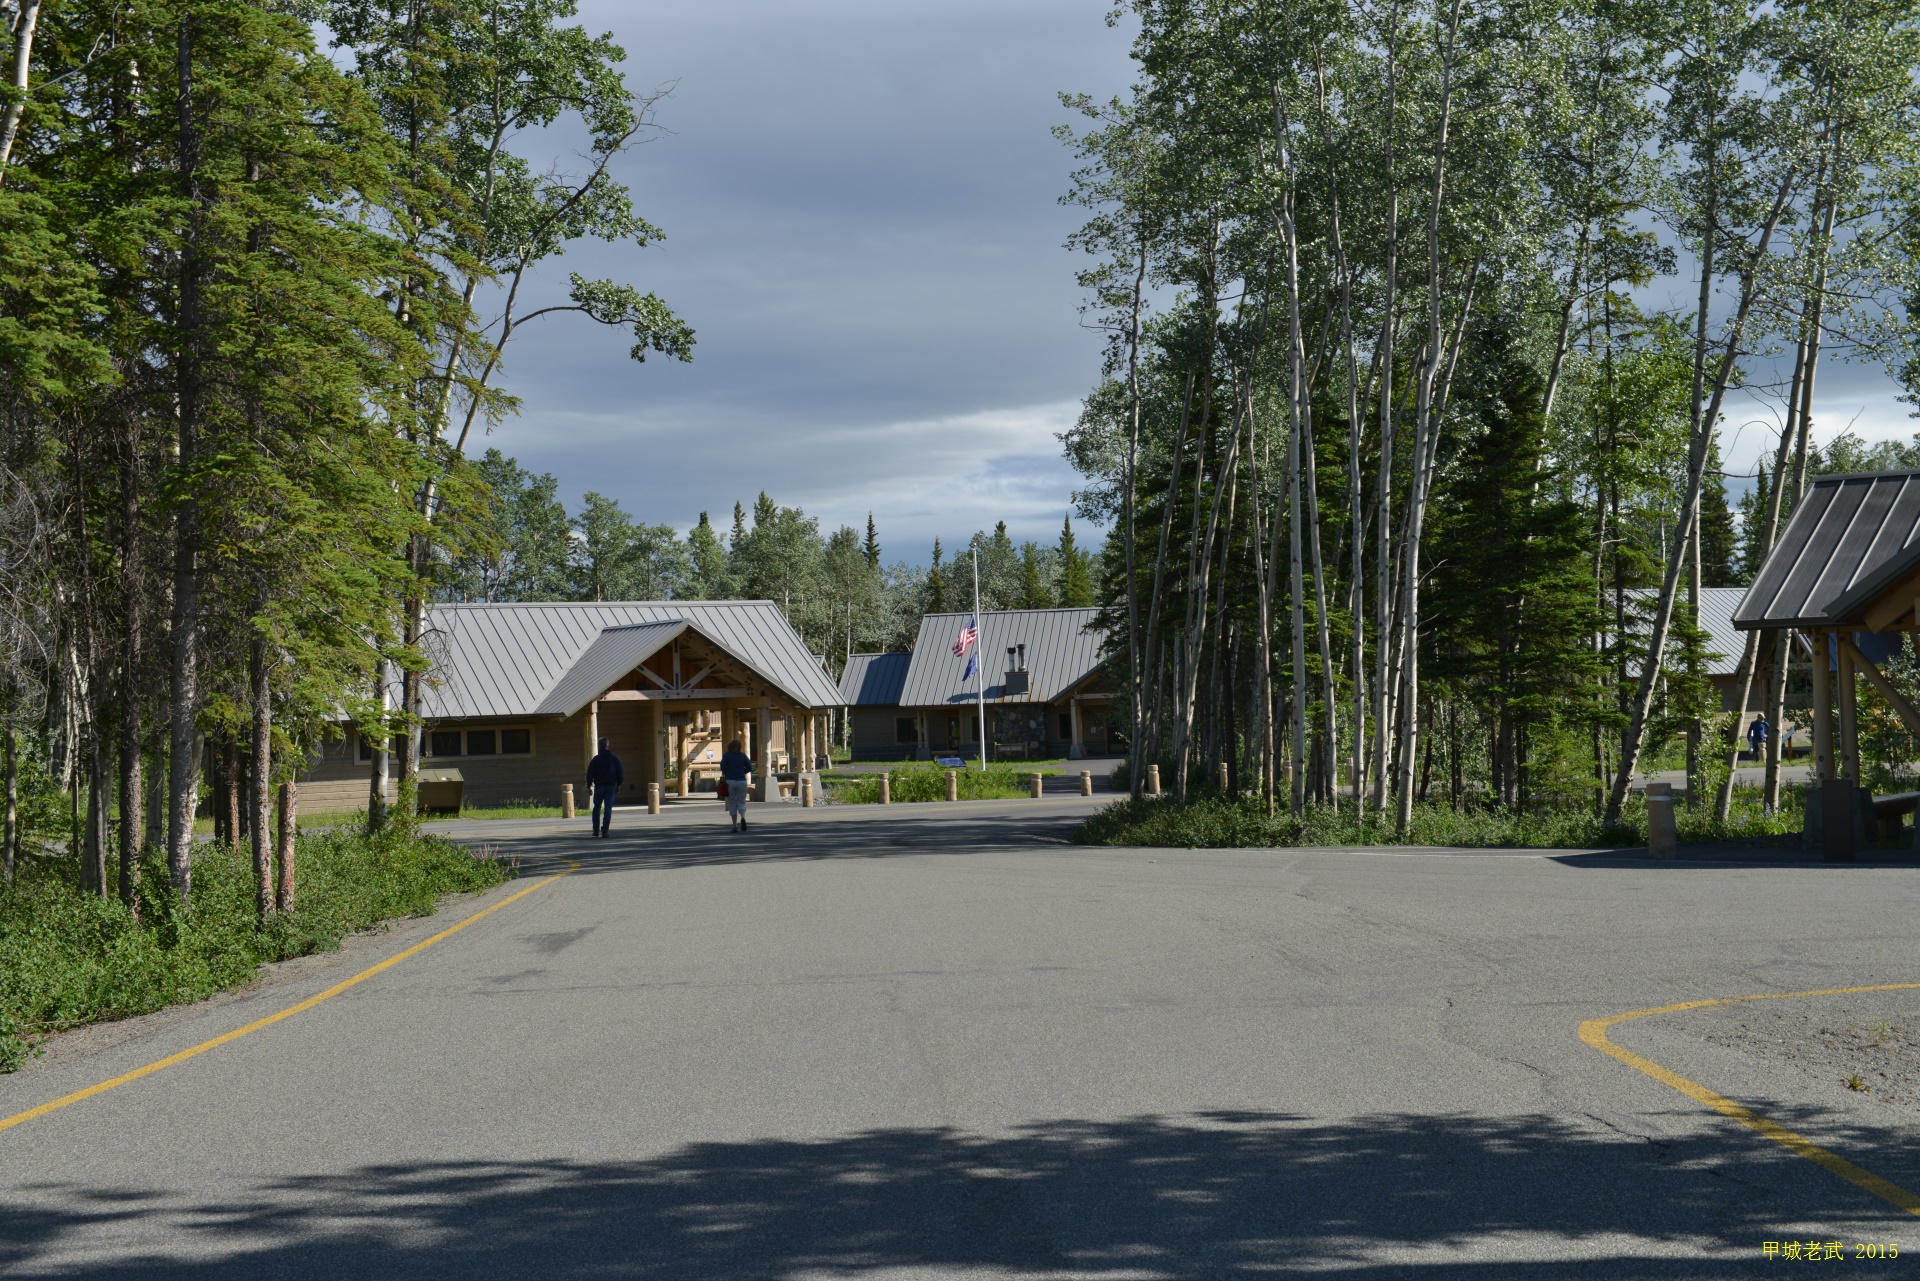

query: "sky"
(478, 0), (1920, 558)
(473, 0), (1138, 563)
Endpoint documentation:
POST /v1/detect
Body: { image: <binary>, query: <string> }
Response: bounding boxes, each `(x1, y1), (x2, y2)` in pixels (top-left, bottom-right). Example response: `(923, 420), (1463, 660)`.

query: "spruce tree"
(1700, 438), (1740, 586)
(926, 539), (947, 613)
(1019, 543), (1051, 609)
(1058, 515), (1095, 607)
(864, 513), (881, 568)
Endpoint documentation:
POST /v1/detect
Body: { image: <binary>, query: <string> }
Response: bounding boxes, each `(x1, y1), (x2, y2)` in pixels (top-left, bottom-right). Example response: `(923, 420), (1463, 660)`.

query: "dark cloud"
(472, 0), (1134, 556)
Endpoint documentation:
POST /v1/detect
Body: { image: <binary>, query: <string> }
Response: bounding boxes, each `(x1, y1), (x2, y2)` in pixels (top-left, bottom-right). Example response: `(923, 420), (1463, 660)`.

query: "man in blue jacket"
(586, 737), (624, 837)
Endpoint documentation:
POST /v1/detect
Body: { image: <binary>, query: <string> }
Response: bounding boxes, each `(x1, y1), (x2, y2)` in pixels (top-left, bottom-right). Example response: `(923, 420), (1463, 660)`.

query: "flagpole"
(973, 548), (988, 770)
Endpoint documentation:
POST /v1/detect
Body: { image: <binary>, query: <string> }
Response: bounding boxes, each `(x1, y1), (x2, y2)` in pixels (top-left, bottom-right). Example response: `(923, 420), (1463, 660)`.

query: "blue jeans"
(592, 785), (617, 834)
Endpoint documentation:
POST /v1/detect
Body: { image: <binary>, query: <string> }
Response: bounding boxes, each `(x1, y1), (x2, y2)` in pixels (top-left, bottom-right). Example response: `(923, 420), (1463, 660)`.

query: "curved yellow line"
(1580, 982), (1920, 1216)
(0, 857), (580, 1137)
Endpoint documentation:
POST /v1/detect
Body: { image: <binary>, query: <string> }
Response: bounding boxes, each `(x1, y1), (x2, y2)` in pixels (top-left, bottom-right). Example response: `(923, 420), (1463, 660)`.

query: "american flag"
(952, 615), (978, 658)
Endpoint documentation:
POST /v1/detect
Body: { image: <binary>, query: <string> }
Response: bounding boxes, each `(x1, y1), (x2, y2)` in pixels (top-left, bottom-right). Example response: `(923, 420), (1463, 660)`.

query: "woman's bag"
(717, 779), (730, 801)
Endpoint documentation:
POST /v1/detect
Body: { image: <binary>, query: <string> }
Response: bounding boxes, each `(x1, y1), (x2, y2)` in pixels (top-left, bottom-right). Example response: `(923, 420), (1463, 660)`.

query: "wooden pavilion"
(1734, 469), (1920, 855)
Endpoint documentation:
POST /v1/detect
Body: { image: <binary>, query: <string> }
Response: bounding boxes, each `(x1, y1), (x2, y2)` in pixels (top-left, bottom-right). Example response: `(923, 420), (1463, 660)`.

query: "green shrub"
(831, 763), (1032, 803)
(0, 825), (513, 1072)
(1076, 786), (1800, 850)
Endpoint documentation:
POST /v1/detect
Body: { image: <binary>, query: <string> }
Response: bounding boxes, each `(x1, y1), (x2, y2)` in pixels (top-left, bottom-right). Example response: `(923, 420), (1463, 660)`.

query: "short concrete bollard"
(946, 770), (958, 802)
(1030, 772), (1043, 798)
(561, 783), (575, 819)
(1645, 781), (1677, 859)
(801, 777), (814, 808)
(1080, 770), (1092, 797)
(647, 781), (661, 815)
(880, 773), (891, 805)
(1147, 763), (1161, 796)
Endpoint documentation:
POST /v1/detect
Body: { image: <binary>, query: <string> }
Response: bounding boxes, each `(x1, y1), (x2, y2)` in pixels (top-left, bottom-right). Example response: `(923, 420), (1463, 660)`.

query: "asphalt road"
(3, 800), (1918, 1279)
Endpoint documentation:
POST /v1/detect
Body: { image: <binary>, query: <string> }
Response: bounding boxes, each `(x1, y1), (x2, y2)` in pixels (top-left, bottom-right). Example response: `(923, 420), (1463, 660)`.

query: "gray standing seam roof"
(840, 652), (911, 706)
(1735, 470), (1920, 629)
(418, 601), (844, 720)
(897, 608), (1108, 707)
(1625, 587), (1748, 676)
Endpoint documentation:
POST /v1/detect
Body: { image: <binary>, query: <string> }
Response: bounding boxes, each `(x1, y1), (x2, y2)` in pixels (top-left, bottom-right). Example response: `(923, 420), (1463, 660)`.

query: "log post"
(946, 770), (958, 802)
(880, 773), (891, 805)
(561, 783), (575, 819)
(1809, 631), (1835, 782)
(1080, 770), (1092, 796)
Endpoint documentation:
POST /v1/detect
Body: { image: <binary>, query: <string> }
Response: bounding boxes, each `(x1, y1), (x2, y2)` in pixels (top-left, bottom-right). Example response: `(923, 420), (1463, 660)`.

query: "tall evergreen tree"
(1699, 438), (1740, 586)
(1057, 515), (1096, 607)
(1019, 542), (1052, 609)
(864, 513), (881, 568)
(926, 539), (947, 614)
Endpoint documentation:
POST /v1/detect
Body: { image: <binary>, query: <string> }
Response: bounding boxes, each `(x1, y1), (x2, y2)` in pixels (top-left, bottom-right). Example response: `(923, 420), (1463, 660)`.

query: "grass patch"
(1075, 787), (1803, 850)
(826, 763), (1035, 803)
(427, 801), (564, 821)
(0, 825), (514, 1072)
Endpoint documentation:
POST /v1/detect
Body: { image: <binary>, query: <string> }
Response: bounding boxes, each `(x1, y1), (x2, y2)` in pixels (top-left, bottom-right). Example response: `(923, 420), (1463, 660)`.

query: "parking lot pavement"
(4, 808), (1916, 1278)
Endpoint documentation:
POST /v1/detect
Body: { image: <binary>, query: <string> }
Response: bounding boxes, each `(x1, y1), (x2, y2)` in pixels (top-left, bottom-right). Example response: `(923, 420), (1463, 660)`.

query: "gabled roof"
(1625, 587), (1746, 676)
(418, 601), (843, 719)
(533, 620), (690, 718)
(897, 608), (1107, 707)
(1736, 470), (1920, 629)
(840, 652), (911, 706)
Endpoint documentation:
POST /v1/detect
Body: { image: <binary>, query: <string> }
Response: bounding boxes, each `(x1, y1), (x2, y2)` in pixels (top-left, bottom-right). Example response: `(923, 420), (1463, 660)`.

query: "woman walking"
(720, 739), (753, 831)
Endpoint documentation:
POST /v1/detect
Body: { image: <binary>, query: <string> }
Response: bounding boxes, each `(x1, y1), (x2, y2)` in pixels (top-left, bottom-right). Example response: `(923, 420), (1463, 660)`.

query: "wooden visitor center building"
(839, 607), (1115, 761)
(300, 601), (843, 812)
(298, 602), (1117, 811)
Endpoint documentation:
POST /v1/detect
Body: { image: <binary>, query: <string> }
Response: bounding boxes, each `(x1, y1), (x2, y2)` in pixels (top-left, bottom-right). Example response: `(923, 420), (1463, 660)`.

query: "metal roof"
(1735, 470), (1920, 629)
(897, 608), (1108, 707)
(532, 620), (689, 717)
(1625, 587), (1746, 676)
(419, 602), (844, 719)
(840, 652), (911, 706)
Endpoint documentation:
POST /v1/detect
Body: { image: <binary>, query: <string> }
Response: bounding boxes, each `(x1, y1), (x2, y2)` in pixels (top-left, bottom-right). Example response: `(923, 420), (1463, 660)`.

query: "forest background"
(3, 0), (1920, 929)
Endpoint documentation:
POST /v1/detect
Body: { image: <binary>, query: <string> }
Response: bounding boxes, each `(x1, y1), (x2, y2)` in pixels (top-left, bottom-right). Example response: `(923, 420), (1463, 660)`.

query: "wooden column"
(1810, 630), (1836, 782)
(676, 719), (690, 799)
(585, 699), (599, 770)
(755, 702), (773, 801)
(1069, 698), (1085, 758)
(648, 699), (664, 798)
(1838, 638), (1862, 784)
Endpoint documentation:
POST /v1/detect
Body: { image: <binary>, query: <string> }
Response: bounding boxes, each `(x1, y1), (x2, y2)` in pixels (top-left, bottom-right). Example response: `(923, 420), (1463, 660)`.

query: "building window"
(466, 728), (496, 755)
(895, 717), (917, 744)
(501, 728), (531, 755)
(358, 733), (404, 762)
(428, 730), (463, 758)
(1059, 712), (1073, 740)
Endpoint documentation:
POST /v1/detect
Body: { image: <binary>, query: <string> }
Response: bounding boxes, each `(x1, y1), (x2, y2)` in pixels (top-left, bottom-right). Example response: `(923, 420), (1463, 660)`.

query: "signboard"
(934, 756), (966, 768)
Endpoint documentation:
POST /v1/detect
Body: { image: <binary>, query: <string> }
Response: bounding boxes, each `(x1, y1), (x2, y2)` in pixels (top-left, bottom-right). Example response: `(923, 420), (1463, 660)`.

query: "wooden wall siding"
(850, 709), (914, 761)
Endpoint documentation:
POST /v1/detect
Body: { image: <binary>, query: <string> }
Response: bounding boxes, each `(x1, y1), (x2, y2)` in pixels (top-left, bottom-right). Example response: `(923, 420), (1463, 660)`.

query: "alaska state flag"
(962, 650), (978, 682)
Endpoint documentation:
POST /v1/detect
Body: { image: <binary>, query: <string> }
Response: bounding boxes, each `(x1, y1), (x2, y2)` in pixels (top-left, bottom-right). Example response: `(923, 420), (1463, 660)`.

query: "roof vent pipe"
(1017, 644), (1027, 671)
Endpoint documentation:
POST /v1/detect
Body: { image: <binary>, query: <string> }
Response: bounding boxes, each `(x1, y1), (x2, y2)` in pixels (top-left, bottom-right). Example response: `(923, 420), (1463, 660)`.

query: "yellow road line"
(0, 857), (579, 1136)
(1580, 982), (1920, 1217)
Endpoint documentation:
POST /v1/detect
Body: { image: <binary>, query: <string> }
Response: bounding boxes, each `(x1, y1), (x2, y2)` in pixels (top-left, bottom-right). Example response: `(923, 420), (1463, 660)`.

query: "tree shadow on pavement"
(4, 1108), (1902, 1279)
(494, 810), (1098, 875)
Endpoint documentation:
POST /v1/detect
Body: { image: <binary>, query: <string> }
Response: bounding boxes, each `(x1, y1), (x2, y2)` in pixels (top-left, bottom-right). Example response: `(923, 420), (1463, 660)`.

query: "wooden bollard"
(880, 773), (891, 804)
(1147, 763), (1161, 796)
(801, 777), (814, 808)
(561, 783), (575, 819)
(647, 782), (661, 815)
(1030, 772), (1043, 798)
(946, 770), (958, 802)
(1080, 770), (1092, 797)
(1219, 760), (1230, 792)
